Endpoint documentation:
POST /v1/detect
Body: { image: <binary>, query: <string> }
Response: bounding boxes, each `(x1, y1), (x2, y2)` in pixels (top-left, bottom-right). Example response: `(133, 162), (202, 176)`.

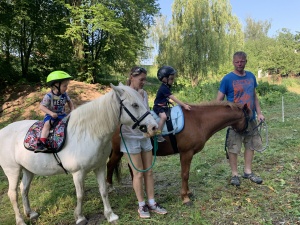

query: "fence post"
(282, 95), (284, 122)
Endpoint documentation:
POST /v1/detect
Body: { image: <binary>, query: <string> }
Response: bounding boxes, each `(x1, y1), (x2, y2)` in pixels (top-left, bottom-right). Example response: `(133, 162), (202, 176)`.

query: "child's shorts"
(120, 137), (152, 154)
(153, 105), (168, 115)
(226, 120), (263, 154)
(43, 114), (66, 123)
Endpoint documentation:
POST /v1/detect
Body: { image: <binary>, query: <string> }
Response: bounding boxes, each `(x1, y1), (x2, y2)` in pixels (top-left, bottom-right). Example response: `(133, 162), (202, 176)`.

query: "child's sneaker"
(148, 203), (167, 215)
(138, 205), (150, 218)
(34, 142), (48, 153)
(157, 135), (166, 142)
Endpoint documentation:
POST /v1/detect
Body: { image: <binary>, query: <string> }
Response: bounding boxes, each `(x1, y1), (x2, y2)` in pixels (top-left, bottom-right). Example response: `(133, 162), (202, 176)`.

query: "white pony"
(0, 84), (158, 225)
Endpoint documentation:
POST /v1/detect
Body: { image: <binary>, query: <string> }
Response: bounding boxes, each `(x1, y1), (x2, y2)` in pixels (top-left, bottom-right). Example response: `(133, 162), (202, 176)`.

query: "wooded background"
(1, 0), (300, 90)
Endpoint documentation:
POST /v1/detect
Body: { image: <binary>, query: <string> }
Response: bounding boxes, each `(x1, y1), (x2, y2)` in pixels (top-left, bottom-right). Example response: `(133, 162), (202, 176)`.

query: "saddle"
(150, 105), (184, 135)
(24, 116), (69, 153)
(151, 105), (185, 154)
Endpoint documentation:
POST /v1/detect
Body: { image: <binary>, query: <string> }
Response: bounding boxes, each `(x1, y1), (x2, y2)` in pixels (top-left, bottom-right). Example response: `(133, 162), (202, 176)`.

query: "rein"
(120, 125), (159, 172)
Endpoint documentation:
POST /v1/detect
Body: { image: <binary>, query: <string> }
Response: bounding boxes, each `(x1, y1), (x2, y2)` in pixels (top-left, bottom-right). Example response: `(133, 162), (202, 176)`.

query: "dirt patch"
(0, 81), (111, 124)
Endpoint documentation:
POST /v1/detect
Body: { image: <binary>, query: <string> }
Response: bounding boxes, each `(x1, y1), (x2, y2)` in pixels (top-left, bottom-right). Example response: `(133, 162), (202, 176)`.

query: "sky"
(157, 0), (300, 37)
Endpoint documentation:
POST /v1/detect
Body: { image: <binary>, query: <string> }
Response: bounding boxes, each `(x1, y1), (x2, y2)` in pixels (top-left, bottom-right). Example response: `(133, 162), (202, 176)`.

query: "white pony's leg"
(5, 168), (26, 225)
(20, 169), (39, 220)
(72, 171), (88, 225)
(94, 165), (119, 223)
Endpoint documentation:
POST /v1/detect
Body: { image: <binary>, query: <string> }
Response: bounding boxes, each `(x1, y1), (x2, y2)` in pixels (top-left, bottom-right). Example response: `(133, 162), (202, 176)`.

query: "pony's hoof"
(187, 192), (194, 198)
(29, 211), (39, 220)
(108, 213), (119, 223)
(183, 201), (193, 207)
(107, 183), (115, 193)
(76, 217), (88, 225)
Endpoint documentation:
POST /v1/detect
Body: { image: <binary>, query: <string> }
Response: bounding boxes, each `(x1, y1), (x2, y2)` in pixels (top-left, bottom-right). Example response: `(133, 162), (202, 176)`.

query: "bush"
(257, 81), (287, 96)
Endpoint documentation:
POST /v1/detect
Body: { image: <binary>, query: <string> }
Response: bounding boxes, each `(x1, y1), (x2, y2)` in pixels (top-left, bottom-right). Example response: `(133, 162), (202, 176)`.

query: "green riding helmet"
(46, 71), (72, 86)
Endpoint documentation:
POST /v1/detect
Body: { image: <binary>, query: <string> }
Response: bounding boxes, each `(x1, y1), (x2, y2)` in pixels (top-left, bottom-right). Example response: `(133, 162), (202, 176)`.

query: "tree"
(0, 0), (70, 83)
(62, 0), (159, 82)
(244, 17), (271, 41)
(156, 0), (243, 85)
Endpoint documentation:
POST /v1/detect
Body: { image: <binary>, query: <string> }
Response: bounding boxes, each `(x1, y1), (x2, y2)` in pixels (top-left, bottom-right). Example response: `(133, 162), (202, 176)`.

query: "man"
(216, 51), (265, 186)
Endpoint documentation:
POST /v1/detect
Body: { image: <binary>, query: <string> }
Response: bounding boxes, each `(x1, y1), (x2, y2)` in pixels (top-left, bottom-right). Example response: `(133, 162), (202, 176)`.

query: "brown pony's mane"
(189, 100), (244, 110)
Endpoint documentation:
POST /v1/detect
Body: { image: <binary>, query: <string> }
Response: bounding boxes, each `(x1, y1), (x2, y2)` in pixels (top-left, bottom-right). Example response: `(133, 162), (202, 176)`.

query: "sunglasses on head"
(133, 67), (147, 75)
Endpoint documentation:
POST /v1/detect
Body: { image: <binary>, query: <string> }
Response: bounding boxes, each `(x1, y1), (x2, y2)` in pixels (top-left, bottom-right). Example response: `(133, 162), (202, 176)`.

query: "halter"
(224, 107), (251, 159)
(119, 99), (151, 133)
(233, 107), (250, 134)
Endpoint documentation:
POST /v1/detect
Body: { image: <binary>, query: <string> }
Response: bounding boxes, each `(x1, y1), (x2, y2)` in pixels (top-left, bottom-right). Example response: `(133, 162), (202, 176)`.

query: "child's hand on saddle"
(184, 104), (191, 111)
(51, 112), (58, 118)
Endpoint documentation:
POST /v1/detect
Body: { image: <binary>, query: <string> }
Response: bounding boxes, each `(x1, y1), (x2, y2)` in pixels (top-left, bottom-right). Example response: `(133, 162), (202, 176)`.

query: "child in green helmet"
(35, 71), (74, 153)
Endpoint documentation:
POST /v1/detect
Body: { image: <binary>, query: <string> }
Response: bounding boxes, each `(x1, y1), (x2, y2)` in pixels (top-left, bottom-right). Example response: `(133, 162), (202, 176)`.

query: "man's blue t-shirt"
(219, 71), (257, 120)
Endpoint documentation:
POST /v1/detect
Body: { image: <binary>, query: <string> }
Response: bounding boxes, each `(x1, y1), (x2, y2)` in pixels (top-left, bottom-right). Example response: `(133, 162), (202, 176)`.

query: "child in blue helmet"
(35, 71), (74, 153)
(153, 66), (191, 142)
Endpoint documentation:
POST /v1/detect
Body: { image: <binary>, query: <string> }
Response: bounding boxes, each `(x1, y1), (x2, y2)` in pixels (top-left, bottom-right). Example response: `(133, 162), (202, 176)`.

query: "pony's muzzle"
(141, 124), (157, 138)
(139, 123), (157, 132)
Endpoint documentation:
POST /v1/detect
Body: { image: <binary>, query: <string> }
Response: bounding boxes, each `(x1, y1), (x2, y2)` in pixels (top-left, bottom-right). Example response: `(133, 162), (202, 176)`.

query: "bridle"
(233, 107), (250, 134)
(118, 99), (150, 133)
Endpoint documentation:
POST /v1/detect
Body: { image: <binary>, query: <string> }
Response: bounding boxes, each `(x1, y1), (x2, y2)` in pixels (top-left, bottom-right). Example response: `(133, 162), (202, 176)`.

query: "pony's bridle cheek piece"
(118, 99), (151, 132)
(234, 108), (250, 134)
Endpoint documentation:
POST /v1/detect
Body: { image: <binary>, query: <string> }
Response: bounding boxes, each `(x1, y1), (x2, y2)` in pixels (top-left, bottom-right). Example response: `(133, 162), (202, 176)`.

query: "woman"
(120, 66), (167, 218)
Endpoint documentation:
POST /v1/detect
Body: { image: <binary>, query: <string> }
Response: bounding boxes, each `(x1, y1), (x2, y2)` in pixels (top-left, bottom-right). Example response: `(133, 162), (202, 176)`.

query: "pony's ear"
(118, 82), (124, 86)
(243, 103), (248, 110)
(111, 83), (124, 99)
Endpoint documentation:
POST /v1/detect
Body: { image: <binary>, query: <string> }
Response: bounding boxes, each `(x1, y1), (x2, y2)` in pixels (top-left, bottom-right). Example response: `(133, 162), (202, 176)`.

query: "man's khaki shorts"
(226, 120), (263, 154)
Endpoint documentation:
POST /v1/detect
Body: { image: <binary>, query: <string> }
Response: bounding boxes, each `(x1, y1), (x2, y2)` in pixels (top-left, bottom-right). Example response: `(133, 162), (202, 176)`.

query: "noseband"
(119, 99), (150, 133)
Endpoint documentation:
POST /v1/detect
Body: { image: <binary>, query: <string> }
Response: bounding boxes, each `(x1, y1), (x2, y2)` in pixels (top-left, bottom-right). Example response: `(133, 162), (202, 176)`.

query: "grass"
(0, 77), (300, 224)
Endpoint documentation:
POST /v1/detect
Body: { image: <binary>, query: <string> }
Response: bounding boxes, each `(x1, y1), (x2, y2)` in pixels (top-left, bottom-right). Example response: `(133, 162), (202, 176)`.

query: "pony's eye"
(132, 103), (138, 108)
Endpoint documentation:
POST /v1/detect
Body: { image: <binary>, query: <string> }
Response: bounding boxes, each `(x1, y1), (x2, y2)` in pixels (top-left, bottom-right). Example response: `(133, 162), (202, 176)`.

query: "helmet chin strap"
(165, 78), (172, 87)
(52, 82), (62, 95)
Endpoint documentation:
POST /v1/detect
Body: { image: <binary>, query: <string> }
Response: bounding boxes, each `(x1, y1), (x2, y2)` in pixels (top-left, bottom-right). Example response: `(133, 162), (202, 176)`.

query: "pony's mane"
(68, 90), (119, 140)
(191, 100), (243, 110)
(67, 85), (144, 141)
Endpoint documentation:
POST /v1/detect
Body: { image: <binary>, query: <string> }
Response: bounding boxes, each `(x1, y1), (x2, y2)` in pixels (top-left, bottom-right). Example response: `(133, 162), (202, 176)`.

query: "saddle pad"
(24, 117), (68, 152)
(150, 105), (184, 135)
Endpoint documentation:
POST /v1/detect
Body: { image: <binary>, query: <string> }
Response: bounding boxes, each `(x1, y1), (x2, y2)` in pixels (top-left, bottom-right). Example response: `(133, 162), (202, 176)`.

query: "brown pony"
(107, 101), (251, 205)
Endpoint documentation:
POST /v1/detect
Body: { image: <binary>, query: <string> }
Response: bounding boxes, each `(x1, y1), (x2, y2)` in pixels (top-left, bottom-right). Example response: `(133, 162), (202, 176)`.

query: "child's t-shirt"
(154, 83), (172, 107)
(41, 91), (71, 116)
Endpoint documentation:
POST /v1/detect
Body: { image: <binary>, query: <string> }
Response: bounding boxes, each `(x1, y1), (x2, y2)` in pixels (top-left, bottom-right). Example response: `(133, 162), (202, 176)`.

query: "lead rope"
(120, 125), (158, 172)
(251, 120), (269, 152)
(224, 120), (269, 158)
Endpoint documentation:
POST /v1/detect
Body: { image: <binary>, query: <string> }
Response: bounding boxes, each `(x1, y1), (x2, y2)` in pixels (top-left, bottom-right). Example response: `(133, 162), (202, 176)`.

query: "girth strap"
(165, 107), (179, 153)
(52, 153), (69, 174)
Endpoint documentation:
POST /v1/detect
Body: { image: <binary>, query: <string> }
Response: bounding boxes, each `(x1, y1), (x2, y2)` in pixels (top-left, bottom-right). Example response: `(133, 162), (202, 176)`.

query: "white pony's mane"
(67, 85), (143, 141)
(68, 89), (119, 140)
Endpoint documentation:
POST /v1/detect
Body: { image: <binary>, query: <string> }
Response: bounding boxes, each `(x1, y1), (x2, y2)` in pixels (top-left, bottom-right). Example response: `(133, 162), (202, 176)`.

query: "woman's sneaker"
(138, 205), (150, 218)
(148, 203), (167, 215)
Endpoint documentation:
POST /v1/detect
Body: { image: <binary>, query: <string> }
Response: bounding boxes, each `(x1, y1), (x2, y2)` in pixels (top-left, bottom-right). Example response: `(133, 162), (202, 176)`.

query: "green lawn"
(0, 78), (300, 224)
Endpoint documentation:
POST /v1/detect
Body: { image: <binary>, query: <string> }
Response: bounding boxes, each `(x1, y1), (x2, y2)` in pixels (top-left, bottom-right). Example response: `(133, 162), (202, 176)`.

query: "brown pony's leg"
(179, 151), (194, 206)
(106, 149), (123, 187)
